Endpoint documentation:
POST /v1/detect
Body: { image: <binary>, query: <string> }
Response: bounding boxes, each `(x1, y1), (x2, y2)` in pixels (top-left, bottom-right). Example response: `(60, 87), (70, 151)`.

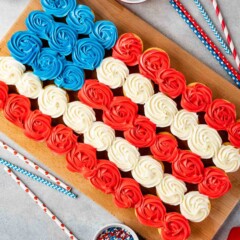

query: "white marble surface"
(0, 0), (240, 240)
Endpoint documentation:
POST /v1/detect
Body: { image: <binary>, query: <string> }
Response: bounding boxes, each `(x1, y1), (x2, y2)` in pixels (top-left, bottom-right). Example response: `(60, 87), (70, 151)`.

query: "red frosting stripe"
(198, 167), (232, 199)
(102, 96), (138, 131)
(172, 150), (204, 184)
(150, 132), (179, 162)
(135, 194), (166, 228)
(78, 79), (113, 110)
(114, 178), (143, 208)
(228, 121), (240, 148)
(160, 212), (191, 240)
(46, 124), (78, 155)
(112, 33), (143, 66)
(0, 81), (8, 109)
(89, 160), (121, 194)
(66, 142), (98, 177)
(124, 115), (156, 148)
(139, 48), (170, 83)
(204, 99), (236, 131)
(24, 110), (52, 141)
(181, 83), (212, 112)
(158, 68), (186, 99)
(4, 94), (31, 128)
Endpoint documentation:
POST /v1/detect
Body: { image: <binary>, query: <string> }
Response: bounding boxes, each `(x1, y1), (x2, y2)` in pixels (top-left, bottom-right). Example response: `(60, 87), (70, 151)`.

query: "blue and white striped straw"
(193, 0), (231, 55)
(0, 158), (77, 199)
(169, 0), (239, 88)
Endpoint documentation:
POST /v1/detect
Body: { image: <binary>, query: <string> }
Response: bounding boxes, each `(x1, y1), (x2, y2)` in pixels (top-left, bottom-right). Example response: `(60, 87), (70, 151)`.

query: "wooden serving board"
(0, 1), (240, 240)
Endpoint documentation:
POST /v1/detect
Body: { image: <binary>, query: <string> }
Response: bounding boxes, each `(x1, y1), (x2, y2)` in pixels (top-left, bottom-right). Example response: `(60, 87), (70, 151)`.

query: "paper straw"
(0, 158), (77, 199)
(170, 1), (239, 87)
(211, 0), (240, 70)
(4, 167), (78, 240)
(0, 140), (71, 191)
(172, 0), (240, 81)
(193, 0), (231, 55)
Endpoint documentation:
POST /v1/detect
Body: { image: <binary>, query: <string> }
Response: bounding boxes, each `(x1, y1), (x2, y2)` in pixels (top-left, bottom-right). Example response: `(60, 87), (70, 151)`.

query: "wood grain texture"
(0, 1), (240, 240)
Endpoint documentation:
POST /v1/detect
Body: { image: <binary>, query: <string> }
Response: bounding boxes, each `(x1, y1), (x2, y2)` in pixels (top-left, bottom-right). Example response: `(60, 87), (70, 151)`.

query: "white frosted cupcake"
(180, 191), (211, 222)
(0, 56), (25, 85)
(131, 155), (164, 188)
(156, 174), (187, 206)
(63, 101), (96, 134)
(96, 57), (129, 89)
(16, 72), (43, 99)
(38, 85), (68, 118)
(84, 121), (115, 151)
(123, 73), (154, 104)
(144, 92), (178, 127)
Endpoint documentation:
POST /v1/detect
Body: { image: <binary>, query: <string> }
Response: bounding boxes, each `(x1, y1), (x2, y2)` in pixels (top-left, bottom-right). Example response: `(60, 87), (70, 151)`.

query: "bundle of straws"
(170, 0), (240, 88)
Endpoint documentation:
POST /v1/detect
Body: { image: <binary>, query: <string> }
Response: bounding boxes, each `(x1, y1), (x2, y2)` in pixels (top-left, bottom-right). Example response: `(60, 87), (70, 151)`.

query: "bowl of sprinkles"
(94, 223), (139, 240)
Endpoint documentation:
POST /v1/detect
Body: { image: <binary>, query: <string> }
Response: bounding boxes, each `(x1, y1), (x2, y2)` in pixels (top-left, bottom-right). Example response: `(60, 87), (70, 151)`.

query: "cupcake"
(0, 81), (8, 110)
(123, 73), (154, 104)
(228, 120), (240, 148)
(131, 155), (164, 188)
(144, 92), (178, 128)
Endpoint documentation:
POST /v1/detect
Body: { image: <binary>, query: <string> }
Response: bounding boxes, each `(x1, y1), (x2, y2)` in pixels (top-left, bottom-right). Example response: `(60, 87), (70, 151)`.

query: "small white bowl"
(93, 223), (139, 240)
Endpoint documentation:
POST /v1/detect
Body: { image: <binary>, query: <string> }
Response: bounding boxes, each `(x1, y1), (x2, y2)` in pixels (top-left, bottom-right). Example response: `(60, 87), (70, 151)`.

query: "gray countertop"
(0, 0), (240, 239)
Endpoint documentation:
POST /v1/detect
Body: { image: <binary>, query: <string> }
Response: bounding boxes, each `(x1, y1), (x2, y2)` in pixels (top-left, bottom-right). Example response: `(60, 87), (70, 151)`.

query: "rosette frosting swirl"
(90, 20), (118, 50)
(96, 57), (129, 89)
(131, 155), (164, 188)
(158, 68), (186, 99)
(63, 101), (96, 134)
(103, 96), (138, 131)
(0, 81), (8, 109)
(213, 144), (240, 172)
(139, 48), (170, 83)
(49, 23), (77, 56)
(32, 48), (64, 80)
(135, 195), (166, 228)
(4, 94), (30, 128)
(150, 132), (179, 162)
(66, 142), (97, 177)
(84, 121), (115, 151)
(16, 72), (43, 99)
(72, 38), (105, 70)
(0, 57), (26, 85)
(170, 109), (198, 141)
(24, 110), (52, 141)
(38, 85), (68, 118)
(108, 137), (140, 172)
(204, 99), (236, 131)
(228, 122), (240, 148)
(46, 124), (77, 154)
(25, 10), (54, 39)
(114, 178), (143, 208)
(156, 174), (187, 206)
(160, 212), (191, 240)
(180, 191), (210, 222)
(54, 62), (84, 91)
(123, 73), (154, 104)
(181, 83), (212, 112)
(8, 31), (42, 64)
(89, 160), (121, 194)
(198, 167), (232, 199)
(188, 124), (222, 159)
(124, 115), (156, 148)
(144, 92), (178, 128)
(66, 4), (94, 35)
(172, 150), (204, 184)
(78, 80), (113, 110)
(40, 0), (76, 17)
(112, 33), (143, 66)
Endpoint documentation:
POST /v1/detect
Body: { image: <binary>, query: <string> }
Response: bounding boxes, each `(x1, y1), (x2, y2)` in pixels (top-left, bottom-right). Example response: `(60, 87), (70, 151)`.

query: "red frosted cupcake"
(228, 121), (240, 148)
(0, 81), (8, 109)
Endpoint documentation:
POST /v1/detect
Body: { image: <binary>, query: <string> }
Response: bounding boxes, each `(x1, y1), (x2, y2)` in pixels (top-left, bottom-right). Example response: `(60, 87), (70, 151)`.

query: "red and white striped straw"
(211, 0), (240, 70)
(4, 167), (78, 240)
(0, 141), (71, 191)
